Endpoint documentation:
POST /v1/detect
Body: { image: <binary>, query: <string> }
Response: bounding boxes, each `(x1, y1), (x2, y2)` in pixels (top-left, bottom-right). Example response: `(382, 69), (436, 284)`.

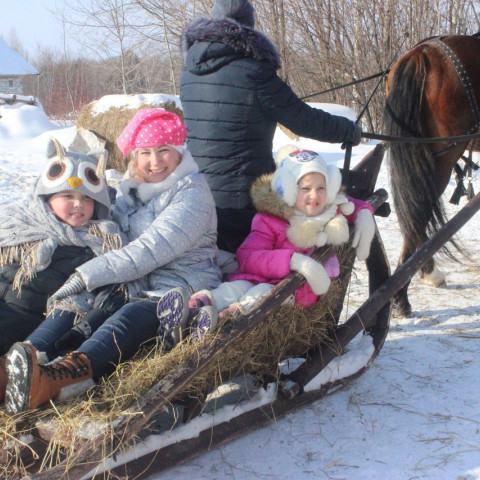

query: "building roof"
(0, 37), (39, 76)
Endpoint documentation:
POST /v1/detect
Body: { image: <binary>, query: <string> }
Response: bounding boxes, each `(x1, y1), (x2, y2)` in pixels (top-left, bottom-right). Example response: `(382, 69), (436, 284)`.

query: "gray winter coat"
(76, 151), (221, 298)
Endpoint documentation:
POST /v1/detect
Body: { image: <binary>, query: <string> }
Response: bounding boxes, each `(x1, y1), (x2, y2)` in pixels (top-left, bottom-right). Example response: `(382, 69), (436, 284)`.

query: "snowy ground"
(1, 100), (480, 480)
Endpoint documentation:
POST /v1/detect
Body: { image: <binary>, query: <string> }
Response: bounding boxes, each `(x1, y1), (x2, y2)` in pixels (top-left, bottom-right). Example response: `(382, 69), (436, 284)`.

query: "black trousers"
(216, 207), (256, 253)
(0, 301), (44, 356)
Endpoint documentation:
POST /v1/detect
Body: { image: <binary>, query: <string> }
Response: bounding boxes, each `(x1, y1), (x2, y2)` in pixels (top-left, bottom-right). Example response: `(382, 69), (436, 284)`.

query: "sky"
(0, 98), (480, 480)
(0, 0), (77, 57)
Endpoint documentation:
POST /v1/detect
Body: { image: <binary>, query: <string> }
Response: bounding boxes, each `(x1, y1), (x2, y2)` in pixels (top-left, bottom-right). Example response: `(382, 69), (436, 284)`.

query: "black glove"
(92, 283), (128, 313)
(341, 123), (362, 149)
(54, 308), (110, 353)
(53, 284), (127, 354)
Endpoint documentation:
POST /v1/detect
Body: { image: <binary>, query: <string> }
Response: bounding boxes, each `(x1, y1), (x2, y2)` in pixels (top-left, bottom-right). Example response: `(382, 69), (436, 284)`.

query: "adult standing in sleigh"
(4, 108), (221, 415)
(180, 0), (362, 253)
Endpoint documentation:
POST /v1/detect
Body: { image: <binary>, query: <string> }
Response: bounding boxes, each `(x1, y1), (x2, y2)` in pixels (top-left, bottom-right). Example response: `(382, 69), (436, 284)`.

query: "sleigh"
(3, 139), (478, 480)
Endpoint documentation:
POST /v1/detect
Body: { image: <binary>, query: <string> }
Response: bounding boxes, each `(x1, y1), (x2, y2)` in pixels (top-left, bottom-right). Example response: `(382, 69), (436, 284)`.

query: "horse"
(384, 34), (480, 316)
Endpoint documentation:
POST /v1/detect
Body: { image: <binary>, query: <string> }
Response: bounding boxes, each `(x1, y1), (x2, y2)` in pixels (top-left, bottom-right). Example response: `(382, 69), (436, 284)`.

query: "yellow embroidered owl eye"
(78, 161), (105, 193)
(42, 158), (74, 187)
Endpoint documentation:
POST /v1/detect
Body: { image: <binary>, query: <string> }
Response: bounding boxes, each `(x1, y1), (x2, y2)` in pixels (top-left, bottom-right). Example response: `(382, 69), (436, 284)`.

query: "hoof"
(393, 297), (412, 318)
(419, 266), (446, 287)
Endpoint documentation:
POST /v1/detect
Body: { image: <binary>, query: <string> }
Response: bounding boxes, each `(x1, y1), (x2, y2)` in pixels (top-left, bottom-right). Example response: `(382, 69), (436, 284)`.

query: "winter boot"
(189, 306), (219, 343)
(0, 356), (6, 403)
(188, 290), (214, 310)
(217, 303), (243, 324)
(156, 287), (190, 350)
(5, 342), (93, 415)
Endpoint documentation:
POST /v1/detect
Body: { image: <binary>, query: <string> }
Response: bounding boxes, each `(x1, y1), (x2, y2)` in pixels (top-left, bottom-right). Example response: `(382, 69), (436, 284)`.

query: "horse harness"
(428, 37), (480, 203)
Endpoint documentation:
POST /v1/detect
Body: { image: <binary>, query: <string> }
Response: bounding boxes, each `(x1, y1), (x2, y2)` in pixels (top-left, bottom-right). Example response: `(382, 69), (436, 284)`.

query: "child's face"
(136, 145), (181, 183)
(47, 190), (95, 228)
(295, 172), (328, 217)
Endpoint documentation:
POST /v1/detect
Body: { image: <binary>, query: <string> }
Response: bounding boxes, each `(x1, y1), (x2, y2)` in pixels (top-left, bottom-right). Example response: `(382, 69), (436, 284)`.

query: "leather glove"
(341, 123), (362, 149)
(54, 308), (111, 353)
(47, 273), (86, 311)
(92, 283), (128, 313)
(351, 208), (375, 260)
(290, 252), (331, 295)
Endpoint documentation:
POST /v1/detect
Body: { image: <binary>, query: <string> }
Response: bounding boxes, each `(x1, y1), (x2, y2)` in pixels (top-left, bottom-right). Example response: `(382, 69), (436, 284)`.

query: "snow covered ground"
(1, 99), (480, 480)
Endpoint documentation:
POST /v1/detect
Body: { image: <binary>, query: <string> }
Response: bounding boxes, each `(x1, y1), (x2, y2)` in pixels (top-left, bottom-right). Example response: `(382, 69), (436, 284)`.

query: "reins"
(301, 31), (480, 101)
(341, 33), (410, 185)
(362, 130), (480, 144)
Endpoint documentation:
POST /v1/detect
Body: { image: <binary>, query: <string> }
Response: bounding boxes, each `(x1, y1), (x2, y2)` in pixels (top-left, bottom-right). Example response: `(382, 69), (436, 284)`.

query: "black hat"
(210, 0), (255, 27)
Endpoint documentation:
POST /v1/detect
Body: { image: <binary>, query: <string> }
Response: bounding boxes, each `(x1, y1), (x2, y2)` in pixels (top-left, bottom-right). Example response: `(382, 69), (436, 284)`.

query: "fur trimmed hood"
(251, 173), (295, 221)
(181, 17), (281, 69)
(250, 173), (352, 249)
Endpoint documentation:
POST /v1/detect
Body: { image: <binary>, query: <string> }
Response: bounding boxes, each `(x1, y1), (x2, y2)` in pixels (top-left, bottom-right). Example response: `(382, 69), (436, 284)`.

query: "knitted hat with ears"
(35, 137), (111, 220)
(210, 0), (255, 27)
(271, 145), (343, 207)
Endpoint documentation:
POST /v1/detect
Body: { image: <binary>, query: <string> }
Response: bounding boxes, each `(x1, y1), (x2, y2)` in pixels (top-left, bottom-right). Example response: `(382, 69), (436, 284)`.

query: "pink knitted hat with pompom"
(116, 108), (187, 158)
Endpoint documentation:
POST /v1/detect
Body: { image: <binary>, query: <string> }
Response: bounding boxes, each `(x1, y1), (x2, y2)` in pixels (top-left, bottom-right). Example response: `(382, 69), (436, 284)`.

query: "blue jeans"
(78, 300), (158, 378)
(27, 300), (159, 378)
(27, 310), (76, 358)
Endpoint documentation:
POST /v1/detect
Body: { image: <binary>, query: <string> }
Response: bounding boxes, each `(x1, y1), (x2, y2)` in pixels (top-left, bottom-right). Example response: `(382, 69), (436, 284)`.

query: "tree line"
(8, 0), (480, 130)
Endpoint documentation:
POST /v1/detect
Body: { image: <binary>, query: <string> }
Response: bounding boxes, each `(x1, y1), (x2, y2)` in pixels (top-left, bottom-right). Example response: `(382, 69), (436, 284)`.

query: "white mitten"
(290, 253), (331, 295)
(351, 209), (375, 260)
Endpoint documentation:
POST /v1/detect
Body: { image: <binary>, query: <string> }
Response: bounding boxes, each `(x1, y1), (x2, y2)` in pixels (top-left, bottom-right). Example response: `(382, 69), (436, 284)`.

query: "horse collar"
(429, 37), (480, 134)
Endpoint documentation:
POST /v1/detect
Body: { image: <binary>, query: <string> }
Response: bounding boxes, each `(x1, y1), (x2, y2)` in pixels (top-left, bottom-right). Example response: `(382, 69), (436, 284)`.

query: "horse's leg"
(392, 240), (416, 317)
(419, 258), (446, 286)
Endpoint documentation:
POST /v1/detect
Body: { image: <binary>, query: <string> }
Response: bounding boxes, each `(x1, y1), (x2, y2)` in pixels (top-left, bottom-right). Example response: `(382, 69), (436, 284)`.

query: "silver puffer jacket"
(76, 150), (221, 298)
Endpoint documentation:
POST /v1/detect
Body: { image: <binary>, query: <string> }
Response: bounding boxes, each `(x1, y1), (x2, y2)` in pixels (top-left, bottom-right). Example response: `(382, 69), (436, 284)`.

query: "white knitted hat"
(271, 145), (342, 206)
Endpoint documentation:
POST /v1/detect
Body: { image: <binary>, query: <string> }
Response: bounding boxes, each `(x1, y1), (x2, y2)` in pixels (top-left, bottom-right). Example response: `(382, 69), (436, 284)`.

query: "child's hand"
(290, 253), (331, 295)
(352, 209), (375, 260)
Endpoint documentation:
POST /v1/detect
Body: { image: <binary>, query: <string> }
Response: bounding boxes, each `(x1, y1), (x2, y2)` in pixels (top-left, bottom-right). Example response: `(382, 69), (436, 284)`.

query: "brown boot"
(5, 343), (93, 415)
(0, 356), (6, 403)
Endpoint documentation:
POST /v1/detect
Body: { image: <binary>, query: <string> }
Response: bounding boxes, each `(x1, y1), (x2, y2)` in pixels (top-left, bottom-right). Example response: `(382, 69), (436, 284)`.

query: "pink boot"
(188, 290), (214, 309)
(217, 303), (243, 323)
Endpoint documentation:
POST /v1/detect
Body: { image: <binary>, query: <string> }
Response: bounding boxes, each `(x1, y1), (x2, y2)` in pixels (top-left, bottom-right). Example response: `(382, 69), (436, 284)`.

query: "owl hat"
(34, 137), (111, 220)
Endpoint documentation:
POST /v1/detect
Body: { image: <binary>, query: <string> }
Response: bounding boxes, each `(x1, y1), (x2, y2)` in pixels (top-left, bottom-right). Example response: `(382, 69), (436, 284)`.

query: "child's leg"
(238, 283), (274, 311)
(0, 302), (45, 356)
(211, 280), (254, 310)
(78, 300), (158, 378)
(26, 310), (76, 359)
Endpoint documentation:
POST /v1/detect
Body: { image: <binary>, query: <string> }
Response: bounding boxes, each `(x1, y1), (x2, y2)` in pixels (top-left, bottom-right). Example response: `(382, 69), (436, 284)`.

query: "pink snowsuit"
(228, 197), (373, 307)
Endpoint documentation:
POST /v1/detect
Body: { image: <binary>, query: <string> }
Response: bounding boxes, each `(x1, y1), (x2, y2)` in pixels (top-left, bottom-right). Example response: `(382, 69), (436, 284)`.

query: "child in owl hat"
(0, 137), (123, 402)
(156, 144), (375, 337)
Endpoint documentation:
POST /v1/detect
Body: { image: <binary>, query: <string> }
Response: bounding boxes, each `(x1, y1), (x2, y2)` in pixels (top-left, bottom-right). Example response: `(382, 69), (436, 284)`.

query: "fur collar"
(120, 150), (199, 206)
(250, 173), (350, 249)
(181, 17), (281, 68)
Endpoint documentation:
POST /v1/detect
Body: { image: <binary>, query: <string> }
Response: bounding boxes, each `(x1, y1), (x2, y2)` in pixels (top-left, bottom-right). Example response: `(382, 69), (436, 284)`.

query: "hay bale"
(76, 94), (183, 172)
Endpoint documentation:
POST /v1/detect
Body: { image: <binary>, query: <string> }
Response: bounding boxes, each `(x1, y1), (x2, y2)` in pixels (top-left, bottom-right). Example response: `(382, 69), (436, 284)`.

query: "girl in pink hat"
(5, 108), (222, 415)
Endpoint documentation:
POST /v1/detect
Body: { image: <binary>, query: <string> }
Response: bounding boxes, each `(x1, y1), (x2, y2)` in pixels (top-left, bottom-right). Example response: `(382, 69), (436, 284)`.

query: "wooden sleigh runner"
(2, 145), (392, 480)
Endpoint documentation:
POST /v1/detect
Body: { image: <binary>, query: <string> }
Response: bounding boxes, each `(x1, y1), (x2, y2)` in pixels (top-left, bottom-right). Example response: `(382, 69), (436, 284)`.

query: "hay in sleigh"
(76, 94), (183, 172)
(0, 244), (356, 478)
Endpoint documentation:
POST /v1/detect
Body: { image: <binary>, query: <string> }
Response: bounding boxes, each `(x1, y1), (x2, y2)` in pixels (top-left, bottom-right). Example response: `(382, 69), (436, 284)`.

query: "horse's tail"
(385, 51), (453, 256)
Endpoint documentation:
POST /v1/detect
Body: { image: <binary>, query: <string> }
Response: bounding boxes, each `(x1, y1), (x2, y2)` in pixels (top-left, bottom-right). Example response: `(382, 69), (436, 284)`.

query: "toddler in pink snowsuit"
(156, 144), (375, 340)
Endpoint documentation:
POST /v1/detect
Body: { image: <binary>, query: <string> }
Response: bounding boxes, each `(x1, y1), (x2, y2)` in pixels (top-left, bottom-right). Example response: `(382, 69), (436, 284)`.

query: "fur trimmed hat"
(210, 0), (255, 27)
(116, 108), (187, 158)
(35, 137), (111, 220)
(271, 144), (344, 207)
